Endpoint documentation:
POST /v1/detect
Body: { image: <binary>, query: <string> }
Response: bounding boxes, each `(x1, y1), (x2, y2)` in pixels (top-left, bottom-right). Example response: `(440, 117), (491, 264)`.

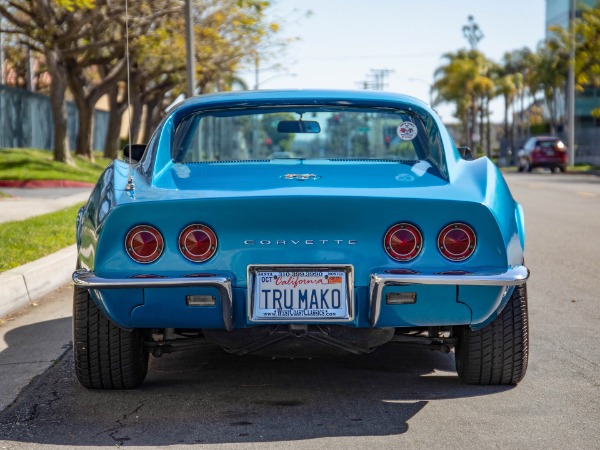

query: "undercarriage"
(144, 325), (456, 358)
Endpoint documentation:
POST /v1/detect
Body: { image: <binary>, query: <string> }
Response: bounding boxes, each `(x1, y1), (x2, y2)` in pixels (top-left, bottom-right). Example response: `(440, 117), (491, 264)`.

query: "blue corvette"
(73, 90), (529, 389)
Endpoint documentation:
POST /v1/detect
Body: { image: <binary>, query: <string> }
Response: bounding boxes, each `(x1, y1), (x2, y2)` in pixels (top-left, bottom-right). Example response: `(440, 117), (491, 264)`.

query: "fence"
(565, 128), (600, 166)
(0, 84), (108, 151)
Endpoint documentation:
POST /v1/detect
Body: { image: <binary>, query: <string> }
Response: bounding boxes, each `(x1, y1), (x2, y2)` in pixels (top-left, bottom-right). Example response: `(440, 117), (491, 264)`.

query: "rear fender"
(453, 157), (524, 267)
(76, 164), (117, 271)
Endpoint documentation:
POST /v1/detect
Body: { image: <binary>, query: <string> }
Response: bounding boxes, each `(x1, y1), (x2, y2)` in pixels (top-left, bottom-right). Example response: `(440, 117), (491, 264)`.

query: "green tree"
(1, 0), (282, 161)
(0, 0), (98, 163)
(531, 43), (566, 134)
(567, 1), (600, 117)
(134, 0), (282, 143)
(103, 4), (184, 156)
(2, 44), (27, 89)
(501, 48), (539, 146)
(261, 112), (295, 152)
(433, 49), (494, 154)
(67, 1), (183, 160)
(493, 69), (518, 156)
(541, 1), (600, 129)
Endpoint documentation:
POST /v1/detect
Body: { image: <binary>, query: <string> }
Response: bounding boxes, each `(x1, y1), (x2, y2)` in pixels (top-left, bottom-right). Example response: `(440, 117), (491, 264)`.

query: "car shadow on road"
(0, 323), (514, 447)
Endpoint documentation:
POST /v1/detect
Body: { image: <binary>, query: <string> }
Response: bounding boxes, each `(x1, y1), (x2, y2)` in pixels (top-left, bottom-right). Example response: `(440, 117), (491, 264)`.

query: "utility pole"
(0, 16), (5, 85)
(254, 54), (259, 90)
(358, 69), (394, 90)
(26, 47), (34, 91)
(0, 16), (4, 140)
(356, 69), (393, 157)
(184, 0), (195, 98)
(567, 0), (576, 167)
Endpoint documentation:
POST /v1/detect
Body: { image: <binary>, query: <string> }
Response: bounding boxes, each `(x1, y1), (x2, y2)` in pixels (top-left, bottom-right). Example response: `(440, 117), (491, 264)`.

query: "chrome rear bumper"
(72, 269), (233, 330)
(369, 265), (529, 327)
(73, 265), (529, 331)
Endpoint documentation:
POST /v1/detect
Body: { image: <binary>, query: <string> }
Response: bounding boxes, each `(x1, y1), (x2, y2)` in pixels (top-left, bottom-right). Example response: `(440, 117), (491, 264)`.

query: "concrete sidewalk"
(0, 187), (91, 224)
(0, 186), (91, 318)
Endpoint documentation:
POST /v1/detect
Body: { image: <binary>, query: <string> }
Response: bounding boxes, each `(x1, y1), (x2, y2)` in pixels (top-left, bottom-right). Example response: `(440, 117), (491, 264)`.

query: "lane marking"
(527, 183), (544, 189)
(576, 192), (598, 199)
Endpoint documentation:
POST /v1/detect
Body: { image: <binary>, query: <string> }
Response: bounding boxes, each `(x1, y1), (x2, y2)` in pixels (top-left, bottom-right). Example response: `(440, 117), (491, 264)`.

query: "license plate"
(249, 267), (353, 322)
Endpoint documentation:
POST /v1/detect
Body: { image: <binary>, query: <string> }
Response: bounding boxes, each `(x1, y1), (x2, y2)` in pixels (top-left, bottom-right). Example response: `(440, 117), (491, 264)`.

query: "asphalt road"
(1, 171), (599, 449)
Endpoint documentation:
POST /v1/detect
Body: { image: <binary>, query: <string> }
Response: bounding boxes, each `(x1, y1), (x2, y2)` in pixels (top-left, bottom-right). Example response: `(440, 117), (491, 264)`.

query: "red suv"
(517, 137), (567, 173)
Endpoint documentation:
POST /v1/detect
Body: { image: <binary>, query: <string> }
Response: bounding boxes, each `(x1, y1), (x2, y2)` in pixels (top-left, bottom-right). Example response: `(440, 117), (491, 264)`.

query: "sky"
(240, 0), (547, 123)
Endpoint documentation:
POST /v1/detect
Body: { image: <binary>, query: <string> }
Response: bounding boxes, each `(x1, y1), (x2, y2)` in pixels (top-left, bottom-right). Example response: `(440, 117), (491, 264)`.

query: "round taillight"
(179, 224), (217, 262)
(438, 223), (476, 261)
(125, 225), (164, 263)
(384, 223), (423, 261)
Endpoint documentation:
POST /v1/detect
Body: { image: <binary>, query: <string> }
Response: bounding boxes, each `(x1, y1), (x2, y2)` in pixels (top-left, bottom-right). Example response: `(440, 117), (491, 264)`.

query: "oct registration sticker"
(251, 270), (350, 321)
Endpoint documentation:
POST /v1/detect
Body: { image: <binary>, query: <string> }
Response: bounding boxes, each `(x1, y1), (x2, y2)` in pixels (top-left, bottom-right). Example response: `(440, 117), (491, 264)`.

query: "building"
(546, 0), (600, 164)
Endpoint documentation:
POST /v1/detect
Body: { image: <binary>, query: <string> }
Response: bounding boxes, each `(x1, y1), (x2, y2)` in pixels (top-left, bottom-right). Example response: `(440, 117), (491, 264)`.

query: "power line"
(298, 52), (439, 61)
(357, 68), (395, 90)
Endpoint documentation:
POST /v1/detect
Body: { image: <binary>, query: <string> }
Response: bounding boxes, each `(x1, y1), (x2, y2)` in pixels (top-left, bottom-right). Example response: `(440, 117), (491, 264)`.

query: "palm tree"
(531, 43), (567, 135)
(433, 49), (494, 154)
(502, 48), (539, 146)
(493, 70), (518, 159)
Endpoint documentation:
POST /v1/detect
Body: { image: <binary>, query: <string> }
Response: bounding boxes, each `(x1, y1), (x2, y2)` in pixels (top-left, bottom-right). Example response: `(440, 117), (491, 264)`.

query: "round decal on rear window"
(397, 121), (418, 141)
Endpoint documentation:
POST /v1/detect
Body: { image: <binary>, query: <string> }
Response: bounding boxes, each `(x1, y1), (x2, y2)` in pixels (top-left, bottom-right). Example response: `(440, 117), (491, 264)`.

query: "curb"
(567, 170), (600, 177)
(0, 245), (76, 319)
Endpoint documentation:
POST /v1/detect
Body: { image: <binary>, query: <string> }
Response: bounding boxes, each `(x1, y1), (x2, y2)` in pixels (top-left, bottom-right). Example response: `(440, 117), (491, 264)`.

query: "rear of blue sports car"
(73, 90), (529, 389)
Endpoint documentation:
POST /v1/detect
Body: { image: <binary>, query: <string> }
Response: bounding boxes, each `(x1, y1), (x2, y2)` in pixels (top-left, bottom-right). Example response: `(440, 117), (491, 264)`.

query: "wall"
(0, 84), (108, 151)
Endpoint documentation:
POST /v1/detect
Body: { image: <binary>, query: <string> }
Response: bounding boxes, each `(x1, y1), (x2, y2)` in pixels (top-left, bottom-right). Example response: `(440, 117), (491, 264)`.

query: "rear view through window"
(172, 107), (446, 174)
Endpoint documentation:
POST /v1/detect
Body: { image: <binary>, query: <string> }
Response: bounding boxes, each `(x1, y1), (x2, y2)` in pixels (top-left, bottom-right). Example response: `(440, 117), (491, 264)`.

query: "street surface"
(1, 171), (599, 449)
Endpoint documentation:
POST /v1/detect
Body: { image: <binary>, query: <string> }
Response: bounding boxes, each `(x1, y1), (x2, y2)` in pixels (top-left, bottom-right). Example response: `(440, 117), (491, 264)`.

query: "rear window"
(172, 106), (447, 175)
(537, 139), (564, 149)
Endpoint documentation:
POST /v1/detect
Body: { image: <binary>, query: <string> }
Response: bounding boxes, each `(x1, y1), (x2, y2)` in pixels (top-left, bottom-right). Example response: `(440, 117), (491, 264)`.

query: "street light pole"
(567, 0), (576, 167)
(185, 0), (195, 98)
(462, 15), (484, 50)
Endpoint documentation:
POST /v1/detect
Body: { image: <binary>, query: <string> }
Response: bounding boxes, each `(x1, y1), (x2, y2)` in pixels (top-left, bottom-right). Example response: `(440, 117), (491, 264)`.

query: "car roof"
(179, 89), (427, 107)
(168, 89), (433, 127)
(533, 136), (562, 141)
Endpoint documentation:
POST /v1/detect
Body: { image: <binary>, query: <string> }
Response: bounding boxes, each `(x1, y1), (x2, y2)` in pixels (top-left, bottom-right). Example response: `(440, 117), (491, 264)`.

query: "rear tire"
(455, 284), (529, 385)
(73, 286), (148, 389)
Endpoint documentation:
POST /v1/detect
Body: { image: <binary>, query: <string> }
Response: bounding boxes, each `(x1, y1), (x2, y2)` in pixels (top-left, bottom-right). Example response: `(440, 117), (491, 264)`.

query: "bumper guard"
(369, 265), (529, 327)
(72, 269), (234, 331)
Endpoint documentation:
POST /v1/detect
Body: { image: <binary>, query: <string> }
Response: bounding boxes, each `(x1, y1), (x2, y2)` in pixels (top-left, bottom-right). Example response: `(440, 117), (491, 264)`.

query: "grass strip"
(569, 164), (600, 172)
(0, 148), (111, 183)
(0, 203), (84, 272)
(500, 164), (600, 173)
